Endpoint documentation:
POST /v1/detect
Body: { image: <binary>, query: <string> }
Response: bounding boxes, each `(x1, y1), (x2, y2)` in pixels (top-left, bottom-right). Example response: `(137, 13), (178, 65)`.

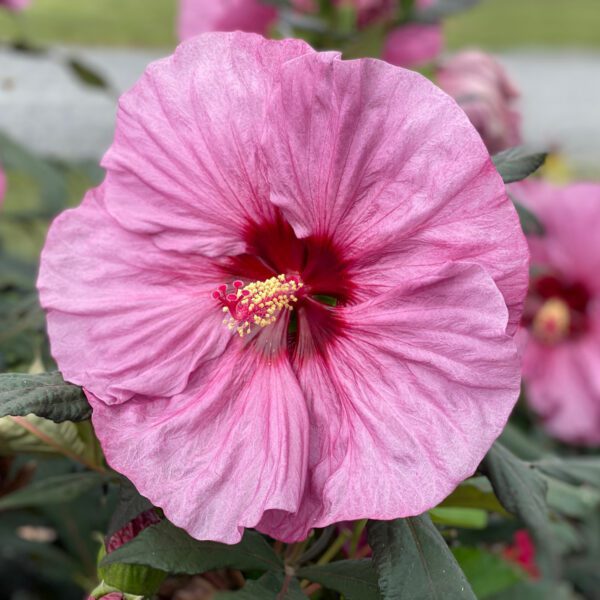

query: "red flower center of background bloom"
(523, 274), (591, 344)
(215, 213), (355, 357)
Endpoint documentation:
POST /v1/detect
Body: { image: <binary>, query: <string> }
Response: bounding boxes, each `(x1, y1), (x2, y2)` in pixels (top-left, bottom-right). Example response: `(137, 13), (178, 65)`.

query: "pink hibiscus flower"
(0, 0), (30, 10)
(436, 50), (522, 155)
(38, 33), (528, 543)
(515, 179), (600, 445)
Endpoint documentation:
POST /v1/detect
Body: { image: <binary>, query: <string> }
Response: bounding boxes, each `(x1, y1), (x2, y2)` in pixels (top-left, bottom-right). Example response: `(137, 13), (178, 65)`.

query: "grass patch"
(0, 0), (177, 48)
(446, 0), (600, 50)
(1, 0), (599, 49)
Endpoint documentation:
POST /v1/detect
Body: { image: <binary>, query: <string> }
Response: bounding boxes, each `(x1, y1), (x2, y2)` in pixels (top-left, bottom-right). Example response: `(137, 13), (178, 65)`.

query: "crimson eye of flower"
(212, 216), (352, 353)
(525, 273), (592, 344)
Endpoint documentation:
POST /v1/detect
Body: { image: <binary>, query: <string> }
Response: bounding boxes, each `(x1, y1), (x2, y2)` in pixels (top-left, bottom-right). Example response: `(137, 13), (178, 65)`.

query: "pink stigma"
(212, 274), (304, 337)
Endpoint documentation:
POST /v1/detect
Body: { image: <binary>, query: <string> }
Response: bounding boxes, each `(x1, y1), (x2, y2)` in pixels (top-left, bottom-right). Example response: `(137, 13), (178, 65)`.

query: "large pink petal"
(38, 188), (227, 405)
(101, 32), (312, 258)
(257, 263), (521, 540)
(263, 52), (528, 333)
(178, 0), (277, 41)
(90, 346), (309, 544)
(523, 324), (600, 445)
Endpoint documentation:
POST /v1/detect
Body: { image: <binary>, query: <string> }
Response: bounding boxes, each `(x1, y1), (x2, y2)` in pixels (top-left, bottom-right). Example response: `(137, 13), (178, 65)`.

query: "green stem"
(350, 519), (367, 557)
(317, 530), (351, 566)
(286, 537), (311, 564)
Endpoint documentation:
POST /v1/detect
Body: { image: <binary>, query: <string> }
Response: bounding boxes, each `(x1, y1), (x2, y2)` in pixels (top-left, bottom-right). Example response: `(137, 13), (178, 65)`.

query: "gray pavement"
(1, 46), (599, 173)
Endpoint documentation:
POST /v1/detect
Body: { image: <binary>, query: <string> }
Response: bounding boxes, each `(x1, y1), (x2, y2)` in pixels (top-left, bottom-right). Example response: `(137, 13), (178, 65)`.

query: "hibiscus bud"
(105, 508), (161, 553)
(98, 510), (166, 596)
(436, 50), (522, 154)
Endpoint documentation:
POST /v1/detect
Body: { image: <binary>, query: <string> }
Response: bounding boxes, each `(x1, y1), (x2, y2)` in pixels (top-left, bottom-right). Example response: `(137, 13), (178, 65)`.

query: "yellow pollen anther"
(533, 297), (571, 344)
(215, 274), (302, 338)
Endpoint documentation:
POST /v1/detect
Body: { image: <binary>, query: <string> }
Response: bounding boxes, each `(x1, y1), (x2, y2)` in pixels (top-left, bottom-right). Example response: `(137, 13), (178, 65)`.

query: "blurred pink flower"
(515, 179), (600, 445)
(39, 32), (528, 544)
(178, 0), (277, 40)
(436, 50), (522, 154)
(352, 0), (395, 25)
(383, 22), (442, 68)
(88, 594), (123, 600)
(0, 0), (30, 10)
(503, 529), (540, 580)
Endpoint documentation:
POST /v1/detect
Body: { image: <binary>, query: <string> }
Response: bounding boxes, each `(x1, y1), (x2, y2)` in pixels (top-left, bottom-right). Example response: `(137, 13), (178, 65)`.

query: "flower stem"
(317, 529), (351, 566)
(350, 519), (367, 557)
(303, 582), (322, 596)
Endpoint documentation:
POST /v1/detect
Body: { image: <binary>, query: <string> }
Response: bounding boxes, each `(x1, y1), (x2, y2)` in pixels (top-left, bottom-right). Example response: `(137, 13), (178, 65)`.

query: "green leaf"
(0, 415), (103, 472)
(480, 443), (558, 578)
(452, 547), (524, 599)
(342, 22), (386, 59)
(0, 471), (105, 510)
(489, 581), (576, 600)
(217, 572), (304, 599)
(498, 422), (544, 461)
(66, 58), (109, 89)
(511, 197), (545, 236)
(542, 475), (600, 518)
(429, 507), (488, 529)
(551, 520), (585, 555)
(101, 520), (283, 573)
(0, 371), (91, 422)
(440, 477), (509, 515)
(367, 515), (476, 599)
(492, 146), (547, 184)
(90, 581), (144, 600)
(0, 132), (68, 215)
(416, 0), (481, 21)
(298, 559), (380, 600)
(534, 456), (600, 488)
(566, 558), (600, 599)
(75, 420), (105, 470)
(97, 541), (166, 596)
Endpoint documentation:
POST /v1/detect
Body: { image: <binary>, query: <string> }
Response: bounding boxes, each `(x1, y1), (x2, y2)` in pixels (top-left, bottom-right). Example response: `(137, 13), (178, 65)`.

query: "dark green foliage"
(298, 560), (380, 600)
(492, 146), (547, 184)
(101, 519), (283, 573)
(0, 371), (91, 422)
(367, 515), (476, 599)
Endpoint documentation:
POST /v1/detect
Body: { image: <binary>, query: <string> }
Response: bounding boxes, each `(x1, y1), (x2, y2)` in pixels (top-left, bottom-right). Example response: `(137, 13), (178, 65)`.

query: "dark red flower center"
(523, 273), (591, 344)
(214, 213), (355, 357)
